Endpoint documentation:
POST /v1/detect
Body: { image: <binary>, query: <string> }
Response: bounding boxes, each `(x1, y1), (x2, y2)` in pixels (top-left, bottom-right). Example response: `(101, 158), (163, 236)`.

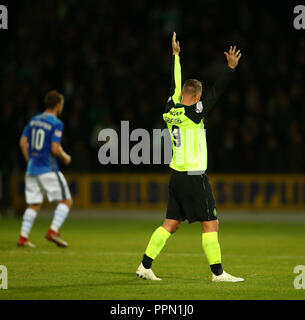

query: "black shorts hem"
(166, 212), (218, 224)
(166, 173), (218, 223)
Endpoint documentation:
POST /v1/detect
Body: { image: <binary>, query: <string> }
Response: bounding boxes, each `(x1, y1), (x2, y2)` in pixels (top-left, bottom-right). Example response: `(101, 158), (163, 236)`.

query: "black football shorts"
(166, 171), (218, 223)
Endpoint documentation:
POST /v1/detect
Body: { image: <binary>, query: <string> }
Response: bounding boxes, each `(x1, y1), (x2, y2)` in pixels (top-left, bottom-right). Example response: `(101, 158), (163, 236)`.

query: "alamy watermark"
(293, 265), (305, 289)
(0, 5), (8, 29)
(97, 121), (206, 175)
(98, 121), (172, 166)
(0, 265), (8, 289)
(293, 5), (305, 29)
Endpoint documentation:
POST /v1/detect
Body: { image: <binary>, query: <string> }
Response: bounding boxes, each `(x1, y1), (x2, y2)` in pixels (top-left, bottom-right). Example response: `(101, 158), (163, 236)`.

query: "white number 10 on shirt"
(31, 128), (45, 151)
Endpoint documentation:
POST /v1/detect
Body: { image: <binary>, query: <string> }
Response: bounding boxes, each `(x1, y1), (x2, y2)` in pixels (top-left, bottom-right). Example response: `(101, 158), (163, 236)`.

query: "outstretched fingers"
(228, 46), (242, 58)
(225, 45), (242, 69)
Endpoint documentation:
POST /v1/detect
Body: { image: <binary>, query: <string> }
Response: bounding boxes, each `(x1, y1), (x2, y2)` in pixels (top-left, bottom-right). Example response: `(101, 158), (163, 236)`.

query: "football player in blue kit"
(17, 90), (72, 248)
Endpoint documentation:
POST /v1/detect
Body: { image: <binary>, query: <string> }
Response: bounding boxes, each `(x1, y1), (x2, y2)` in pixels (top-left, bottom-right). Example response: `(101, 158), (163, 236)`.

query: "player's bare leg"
(162, 219), (181, 233)
(46, 198), (72, 248)
(201, 220), (244, 282)
(136, 219), (181, 280)
(17, 204), (40, 248)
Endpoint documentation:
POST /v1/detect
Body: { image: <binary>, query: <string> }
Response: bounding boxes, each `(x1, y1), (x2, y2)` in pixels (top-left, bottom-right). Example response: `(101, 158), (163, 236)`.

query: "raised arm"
(201, 46), (241, 117)
(184, 45), (242, 123)
(165, 32), (182, 111)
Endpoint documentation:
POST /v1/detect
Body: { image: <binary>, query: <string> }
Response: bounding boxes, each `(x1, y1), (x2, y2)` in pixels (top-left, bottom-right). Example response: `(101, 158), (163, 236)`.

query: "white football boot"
(212, 270), (244, 282)
(136, 263), (161, 280)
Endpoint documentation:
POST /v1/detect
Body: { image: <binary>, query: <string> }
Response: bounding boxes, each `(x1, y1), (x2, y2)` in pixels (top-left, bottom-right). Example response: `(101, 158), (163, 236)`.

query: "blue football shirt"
(22, 112), (64, 175)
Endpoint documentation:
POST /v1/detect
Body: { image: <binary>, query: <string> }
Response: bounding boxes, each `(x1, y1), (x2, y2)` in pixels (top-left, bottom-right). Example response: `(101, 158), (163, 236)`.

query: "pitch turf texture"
(0, 211), (305, 300)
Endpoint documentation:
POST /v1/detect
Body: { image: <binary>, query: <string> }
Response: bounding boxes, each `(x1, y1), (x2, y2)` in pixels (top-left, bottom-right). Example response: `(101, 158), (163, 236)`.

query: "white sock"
(20, 208), (38, 238)
(50, 203), (70, 233)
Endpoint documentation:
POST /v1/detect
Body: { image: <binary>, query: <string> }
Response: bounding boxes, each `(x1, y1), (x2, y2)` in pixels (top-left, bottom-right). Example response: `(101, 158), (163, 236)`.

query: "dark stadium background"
(1, 0), (305, 302)
(0, 0), (304, 210)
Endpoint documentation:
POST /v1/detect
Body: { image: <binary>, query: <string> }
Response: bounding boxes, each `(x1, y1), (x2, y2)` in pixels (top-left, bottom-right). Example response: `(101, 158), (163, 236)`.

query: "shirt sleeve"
(185, 66), (235, 124)
(165, 54), (182, 112)
(22, 123), (31, 138)
(51, 122), (64, 143)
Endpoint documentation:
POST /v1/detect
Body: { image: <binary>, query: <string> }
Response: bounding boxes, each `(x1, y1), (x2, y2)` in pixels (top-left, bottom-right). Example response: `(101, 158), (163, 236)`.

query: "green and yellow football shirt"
(163, 54), (234, 173)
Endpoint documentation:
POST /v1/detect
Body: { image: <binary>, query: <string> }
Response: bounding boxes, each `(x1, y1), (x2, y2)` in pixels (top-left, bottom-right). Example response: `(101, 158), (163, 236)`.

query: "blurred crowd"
(1, 0), (304, 174)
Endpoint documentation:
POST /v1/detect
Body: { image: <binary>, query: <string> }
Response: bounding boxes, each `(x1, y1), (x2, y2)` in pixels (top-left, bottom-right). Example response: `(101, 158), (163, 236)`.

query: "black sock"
(142, 254), (153, 269)
(210, 263), (223, 276)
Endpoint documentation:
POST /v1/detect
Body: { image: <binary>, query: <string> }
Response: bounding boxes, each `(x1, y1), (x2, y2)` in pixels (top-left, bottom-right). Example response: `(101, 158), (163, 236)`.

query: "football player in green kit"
(136, 32), (244, 283)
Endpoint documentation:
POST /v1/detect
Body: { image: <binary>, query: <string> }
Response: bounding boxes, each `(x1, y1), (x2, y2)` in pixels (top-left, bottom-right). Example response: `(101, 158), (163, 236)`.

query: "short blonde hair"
(182, 79), (202, 97)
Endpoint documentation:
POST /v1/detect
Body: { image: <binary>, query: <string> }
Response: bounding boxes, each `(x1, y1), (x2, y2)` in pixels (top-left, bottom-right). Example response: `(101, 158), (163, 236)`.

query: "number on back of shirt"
(172, 125), (182, 148)
(31, 128), (45, 151)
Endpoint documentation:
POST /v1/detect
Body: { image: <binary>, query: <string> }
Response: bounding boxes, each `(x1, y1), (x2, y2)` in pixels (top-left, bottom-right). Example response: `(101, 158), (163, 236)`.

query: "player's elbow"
(51, 143), (60, 156)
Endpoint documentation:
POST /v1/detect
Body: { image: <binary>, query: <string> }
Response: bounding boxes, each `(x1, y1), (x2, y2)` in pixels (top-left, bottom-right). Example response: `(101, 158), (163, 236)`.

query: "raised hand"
(224, 46), (241, 70)
(172, 32), (180, 55)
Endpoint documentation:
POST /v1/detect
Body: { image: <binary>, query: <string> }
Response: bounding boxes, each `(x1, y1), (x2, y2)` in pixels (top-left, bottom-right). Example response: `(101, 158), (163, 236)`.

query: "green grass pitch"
(0, 213), (305, 300)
